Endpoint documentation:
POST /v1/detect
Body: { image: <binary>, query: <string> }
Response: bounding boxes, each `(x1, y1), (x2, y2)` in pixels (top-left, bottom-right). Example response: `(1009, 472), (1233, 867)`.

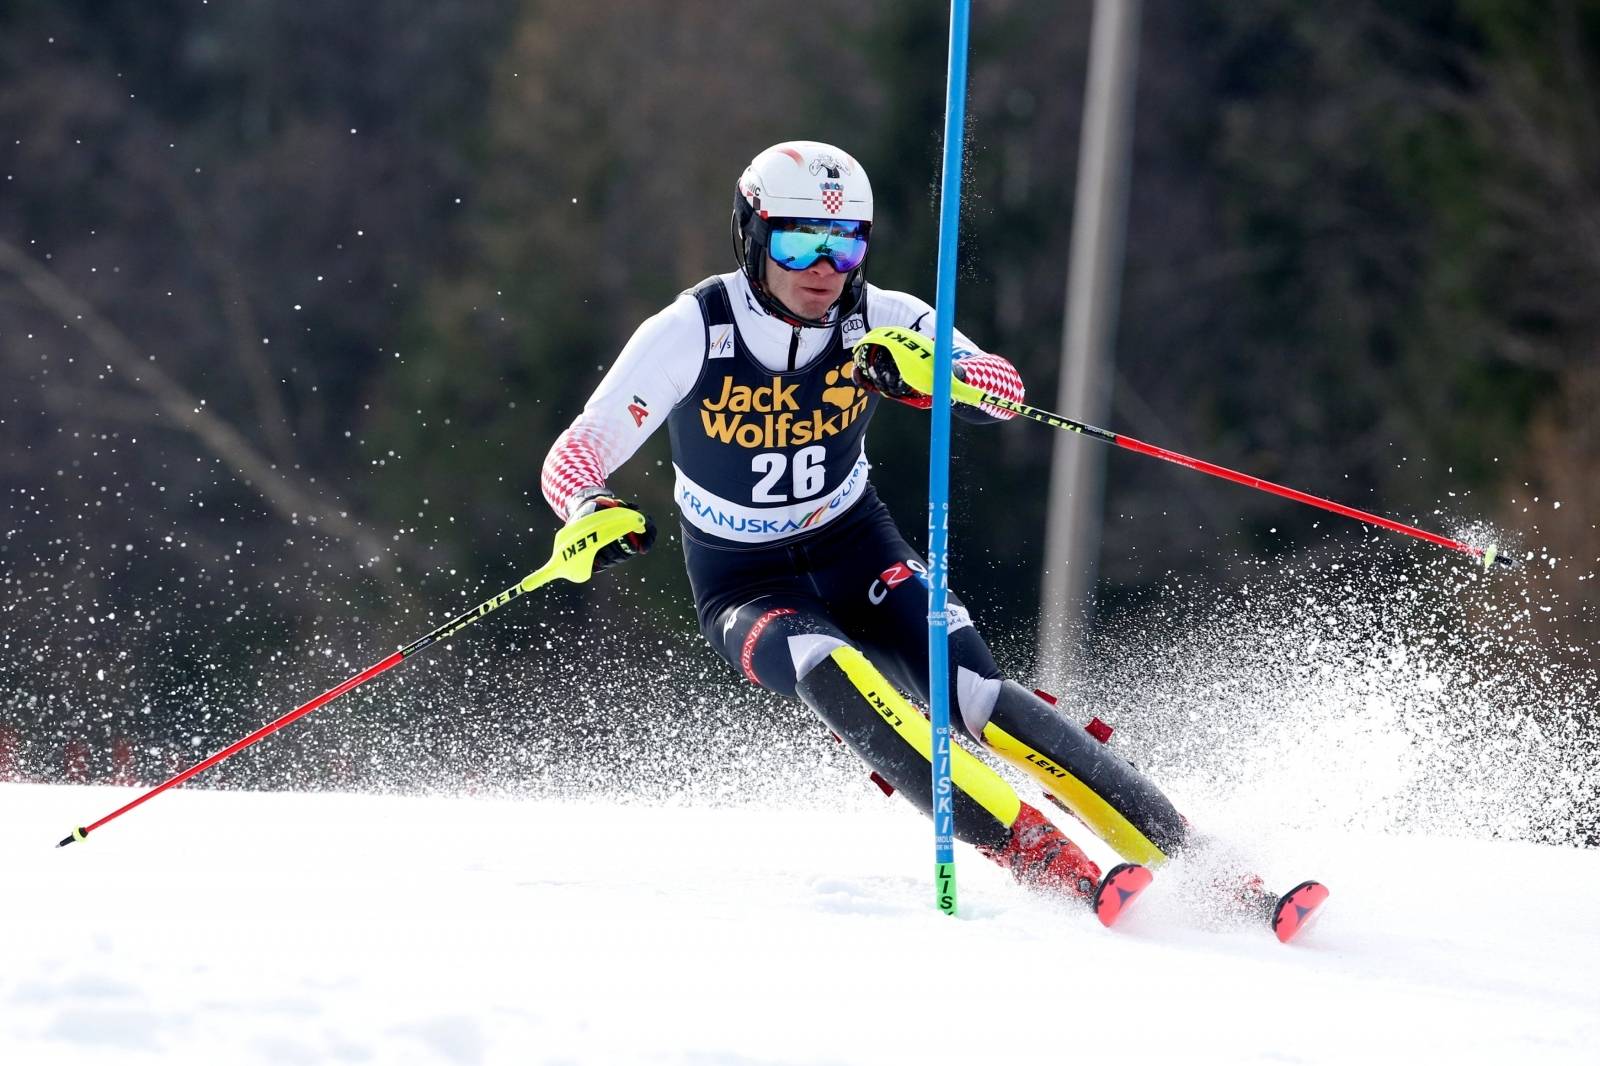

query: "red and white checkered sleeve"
(954, 352), (1025, 421)
(540, 424), (615, 519)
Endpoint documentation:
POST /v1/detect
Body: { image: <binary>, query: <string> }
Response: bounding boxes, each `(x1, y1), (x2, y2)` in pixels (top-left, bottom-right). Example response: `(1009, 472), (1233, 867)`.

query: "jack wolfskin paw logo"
(823, 363), (859, 410)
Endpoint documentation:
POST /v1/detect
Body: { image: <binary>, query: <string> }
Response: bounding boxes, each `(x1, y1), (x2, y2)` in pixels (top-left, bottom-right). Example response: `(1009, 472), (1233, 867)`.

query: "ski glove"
(851, 341), (971, 411)
(569, 493), (657, 573)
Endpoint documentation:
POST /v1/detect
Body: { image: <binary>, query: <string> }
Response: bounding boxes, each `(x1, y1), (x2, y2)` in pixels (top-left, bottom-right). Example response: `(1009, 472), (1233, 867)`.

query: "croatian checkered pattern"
(954, 353), (1025, 420)
(821, 189), (843, 214)
(540, 426), (613, 519)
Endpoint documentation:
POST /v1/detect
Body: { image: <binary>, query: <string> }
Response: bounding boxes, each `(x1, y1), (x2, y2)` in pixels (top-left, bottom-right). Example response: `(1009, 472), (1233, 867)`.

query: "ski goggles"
(767, 217), (871, 273)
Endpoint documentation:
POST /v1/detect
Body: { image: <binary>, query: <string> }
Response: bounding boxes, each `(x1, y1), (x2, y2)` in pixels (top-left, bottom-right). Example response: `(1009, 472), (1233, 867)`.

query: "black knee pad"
(984, 680), (1189, 862)
(705, 597), (848, 698)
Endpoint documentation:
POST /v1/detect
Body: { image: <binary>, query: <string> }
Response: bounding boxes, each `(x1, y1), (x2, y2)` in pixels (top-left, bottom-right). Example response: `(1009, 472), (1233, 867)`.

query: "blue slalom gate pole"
(928, 0), (972, 916)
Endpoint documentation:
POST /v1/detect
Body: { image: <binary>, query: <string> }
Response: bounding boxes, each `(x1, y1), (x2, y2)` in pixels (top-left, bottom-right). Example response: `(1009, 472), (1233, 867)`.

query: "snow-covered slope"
(4, 783), (1596, 1065)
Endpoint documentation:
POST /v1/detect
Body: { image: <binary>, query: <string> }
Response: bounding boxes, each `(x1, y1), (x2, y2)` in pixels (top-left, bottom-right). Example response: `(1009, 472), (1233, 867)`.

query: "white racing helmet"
(731, 140), (874, 327)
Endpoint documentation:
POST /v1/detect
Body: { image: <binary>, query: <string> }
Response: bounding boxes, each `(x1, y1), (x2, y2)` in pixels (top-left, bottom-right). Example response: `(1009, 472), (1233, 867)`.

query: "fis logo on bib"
(700, 365), (866, 449)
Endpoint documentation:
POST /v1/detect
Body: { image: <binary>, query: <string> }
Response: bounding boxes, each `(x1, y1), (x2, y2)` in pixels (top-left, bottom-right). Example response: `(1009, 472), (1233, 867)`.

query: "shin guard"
(796, 645), (1020, 852)
(982, 681), (1188, 864)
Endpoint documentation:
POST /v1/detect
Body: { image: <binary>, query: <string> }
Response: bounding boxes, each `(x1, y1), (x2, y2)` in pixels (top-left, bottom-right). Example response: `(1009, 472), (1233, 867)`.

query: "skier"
(540, 140), (1194, 916)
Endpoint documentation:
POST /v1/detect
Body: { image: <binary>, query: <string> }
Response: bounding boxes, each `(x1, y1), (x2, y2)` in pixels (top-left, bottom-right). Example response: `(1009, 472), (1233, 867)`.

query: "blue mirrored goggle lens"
(768, 219), (870, 273)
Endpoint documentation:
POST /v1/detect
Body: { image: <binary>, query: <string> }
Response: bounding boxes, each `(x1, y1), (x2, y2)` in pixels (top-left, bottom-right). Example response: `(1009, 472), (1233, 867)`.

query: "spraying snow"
(5, 503), (1596, 1064)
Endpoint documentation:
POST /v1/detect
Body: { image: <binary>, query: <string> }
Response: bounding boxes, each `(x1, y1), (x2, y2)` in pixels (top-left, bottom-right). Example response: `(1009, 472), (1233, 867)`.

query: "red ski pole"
(55, 507), (645, 847)
(983, 393), (1511, 569)
(854, 327), (1517, 571)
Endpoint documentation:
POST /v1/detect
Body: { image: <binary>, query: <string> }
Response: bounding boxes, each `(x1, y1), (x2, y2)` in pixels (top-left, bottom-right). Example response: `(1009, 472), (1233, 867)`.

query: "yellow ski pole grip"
(852, 326), (986, 408)
(523, 506), (647, 591)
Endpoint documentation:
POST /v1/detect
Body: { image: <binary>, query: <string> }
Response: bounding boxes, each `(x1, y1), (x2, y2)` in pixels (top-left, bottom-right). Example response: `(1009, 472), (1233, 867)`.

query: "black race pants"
(685, 487), (999, 726)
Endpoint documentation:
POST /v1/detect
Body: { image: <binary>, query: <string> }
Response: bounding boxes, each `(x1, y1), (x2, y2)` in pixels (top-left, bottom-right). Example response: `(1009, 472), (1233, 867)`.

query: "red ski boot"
(983, 802), (1100, 899)
(1233, 872), (1277, 921)
(982, 802), (1153, 926)
(1219, 870), (1330, 943)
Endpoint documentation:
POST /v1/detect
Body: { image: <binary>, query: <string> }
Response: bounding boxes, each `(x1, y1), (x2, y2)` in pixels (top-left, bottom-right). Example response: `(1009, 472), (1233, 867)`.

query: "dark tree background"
(2, 1), (1594, 807)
